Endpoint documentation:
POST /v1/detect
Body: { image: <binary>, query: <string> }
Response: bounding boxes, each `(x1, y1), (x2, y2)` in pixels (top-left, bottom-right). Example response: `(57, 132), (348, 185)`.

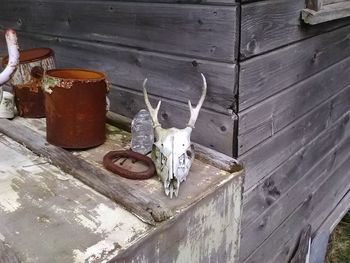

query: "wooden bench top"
(0, 134), (150, 263)
(0, 117), (243, 262)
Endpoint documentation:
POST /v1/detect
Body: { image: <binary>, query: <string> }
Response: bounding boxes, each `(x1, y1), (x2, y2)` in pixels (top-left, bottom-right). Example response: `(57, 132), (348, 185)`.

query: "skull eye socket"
(186, 149), (192, 158)
(161, 155), (167, 165)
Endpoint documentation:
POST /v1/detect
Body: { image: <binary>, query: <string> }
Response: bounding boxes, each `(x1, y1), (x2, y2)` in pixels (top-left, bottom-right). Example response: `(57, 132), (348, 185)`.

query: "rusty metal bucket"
(2, 47), (55, 118)
(42, 68), (108, 149)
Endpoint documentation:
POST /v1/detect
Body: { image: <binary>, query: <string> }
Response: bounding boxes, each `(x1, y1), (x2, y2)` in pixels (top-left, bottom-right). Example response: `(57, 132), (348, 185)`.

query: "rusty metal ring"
(103, 150), (155, 180)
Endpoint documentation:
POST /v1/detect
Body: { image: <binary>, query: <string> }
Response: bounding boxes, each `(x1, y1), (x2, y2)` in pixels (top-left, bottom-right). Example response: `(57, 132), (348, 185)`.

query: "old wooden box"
(0, 117), (243, 263)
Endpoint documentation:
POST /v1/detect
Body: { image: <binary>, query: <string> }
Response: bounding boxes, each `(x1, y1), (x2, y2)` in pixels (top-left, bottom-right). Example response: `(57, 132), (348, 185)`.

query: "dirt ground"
(326, 212), (350, 263)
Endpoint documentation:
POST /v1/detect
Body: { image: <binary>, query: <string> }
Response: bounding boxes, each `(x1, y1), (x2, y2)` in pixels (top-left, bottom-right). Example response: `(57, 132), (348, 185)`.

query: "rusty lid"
(2, 47), (54, 65)
(45, 68), (106, 81)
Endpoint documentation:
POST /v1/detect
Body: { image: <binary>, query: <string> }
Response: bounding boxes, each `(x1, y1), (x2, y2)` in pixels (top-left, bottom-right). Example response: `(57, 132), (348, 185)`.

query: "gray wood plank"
(241, 112), (350, 229)
(88, 0), (236, 4)
(240, 113), (350, 261)
(1, 31), (237, 115)
(238, 56), (350, 155)
(238, 97), (332, 190)
(331, 83), (350, 122)
(242, 151), (350, 263)
(239, 84), (350, 191)
(240, 24), (350, 111)
(0, 119), (173, 225)
(324, 0), (349, 5)
(240, 0), (350, 58)
(318, 189), (350, 233)
(0, 0), (238, 62)
(108, 86), (237, 156)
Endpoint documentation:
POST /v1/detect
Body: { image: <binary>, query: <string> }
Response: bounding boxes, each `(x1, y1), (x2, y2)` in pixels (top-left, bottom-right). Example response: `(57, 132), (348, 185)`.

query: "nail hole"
(220, 126), (227, 132)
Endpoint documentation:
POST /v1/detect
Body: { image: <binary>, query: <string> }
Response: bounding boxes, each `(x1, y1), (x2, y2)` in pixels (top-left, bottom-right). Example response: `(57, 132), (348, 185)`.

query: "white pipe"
(0, 29), (19, 86)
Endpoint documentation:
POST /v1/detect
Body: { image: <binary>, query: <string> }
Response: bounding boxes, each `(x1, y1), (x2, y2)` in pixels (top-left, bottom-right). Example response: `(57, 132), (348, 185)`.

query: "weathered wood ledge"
(0, 116), (243, 227)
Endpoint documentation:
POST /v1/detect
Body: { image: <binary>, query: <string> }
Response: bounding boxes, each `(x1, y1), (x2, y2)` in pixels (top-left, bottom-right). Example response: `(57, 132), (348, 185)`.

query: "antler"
(0, 29), (19, 85)
(143, 79), (161, 128)
(187, 73), (207, 128)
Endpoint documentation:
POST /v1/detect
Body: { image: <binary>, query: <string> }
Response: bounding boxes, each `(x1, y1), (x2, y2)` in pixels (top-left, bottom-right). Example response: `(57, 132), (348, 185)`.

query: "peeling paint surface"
(0, 135), (150, 263)
(4, 118), (244, 263)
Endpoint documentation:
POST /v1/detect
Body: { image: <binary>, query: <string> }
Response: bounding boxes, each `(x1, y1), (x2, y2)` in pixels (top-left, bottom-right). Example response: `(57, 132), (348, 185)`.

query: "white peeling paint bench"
(0, 117), (243, 263)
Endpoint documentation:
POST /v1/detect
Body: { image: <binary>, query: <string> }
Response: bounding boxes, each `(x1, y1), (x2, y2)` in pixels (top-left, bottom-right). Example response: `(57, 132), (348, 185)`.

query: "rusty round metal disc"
(103, 150), (155, 180)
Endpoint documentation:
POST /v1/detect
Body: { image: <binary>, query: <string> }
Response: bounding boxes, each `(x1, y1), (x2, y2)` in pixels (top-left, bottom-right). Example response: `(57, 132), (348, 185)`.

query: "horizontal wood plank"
(0, 32), (237, 115)
(323, 0), (349, 5)
(240, 24), (350, 110)
(88, 0), (236, 4)
(241, 0), (350, 58)
(241, 112), (350, 228)
(0, 0), (238, 62)
(239, 82), (350, 190)
(108, 86), (237, 156)
(0, 119), (173, 225)
(240, 114), (350, 261)
(238, 100), (331, 190)
(243, 151), (350, 263)
(238, 56), (350, 155)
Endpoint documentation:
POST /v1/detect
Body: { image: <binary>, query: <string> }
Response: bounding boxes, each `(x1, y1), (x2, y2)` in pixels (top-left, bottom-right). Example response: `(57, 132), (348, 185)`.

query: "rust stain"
(2, 47), (55, 118)
(14, 83), (46, 117)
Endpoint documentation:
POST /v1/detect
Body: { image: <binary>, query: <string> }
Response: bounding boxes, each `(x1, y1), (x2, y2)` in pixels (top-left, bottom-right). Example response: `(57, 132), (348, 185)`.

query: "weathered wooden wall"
(0, 0), (239, 156)
(1, 0), (350, 262)
(238, 0), (350, 262)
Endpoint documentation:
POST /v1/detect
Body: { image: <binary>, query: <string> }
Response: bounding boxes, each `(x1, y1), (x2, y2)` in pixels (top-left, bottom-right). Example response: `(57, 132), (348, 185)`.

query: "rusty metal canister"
(2, 48), (55, 118)
(42, 68), (108, 149)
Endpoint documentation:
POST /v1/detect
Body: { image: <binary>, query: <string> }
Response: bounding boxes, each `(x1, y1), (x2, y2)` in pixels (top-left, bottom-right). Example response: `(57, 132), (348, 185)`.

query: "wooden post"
(306, 0), (323, 11)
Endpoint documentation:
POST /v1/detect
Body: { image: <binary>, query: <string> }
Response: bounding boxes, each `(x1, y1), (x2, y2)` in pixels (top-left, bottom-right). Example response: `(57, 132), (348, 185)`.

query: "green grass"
(326, 212), (350, 263)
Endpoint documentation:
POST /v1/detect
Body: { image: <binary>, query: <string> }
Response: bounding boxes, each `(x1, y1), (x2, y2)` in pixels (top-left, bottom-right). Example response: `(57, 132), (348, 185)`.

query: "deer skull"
(143, 74), (207, 198)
